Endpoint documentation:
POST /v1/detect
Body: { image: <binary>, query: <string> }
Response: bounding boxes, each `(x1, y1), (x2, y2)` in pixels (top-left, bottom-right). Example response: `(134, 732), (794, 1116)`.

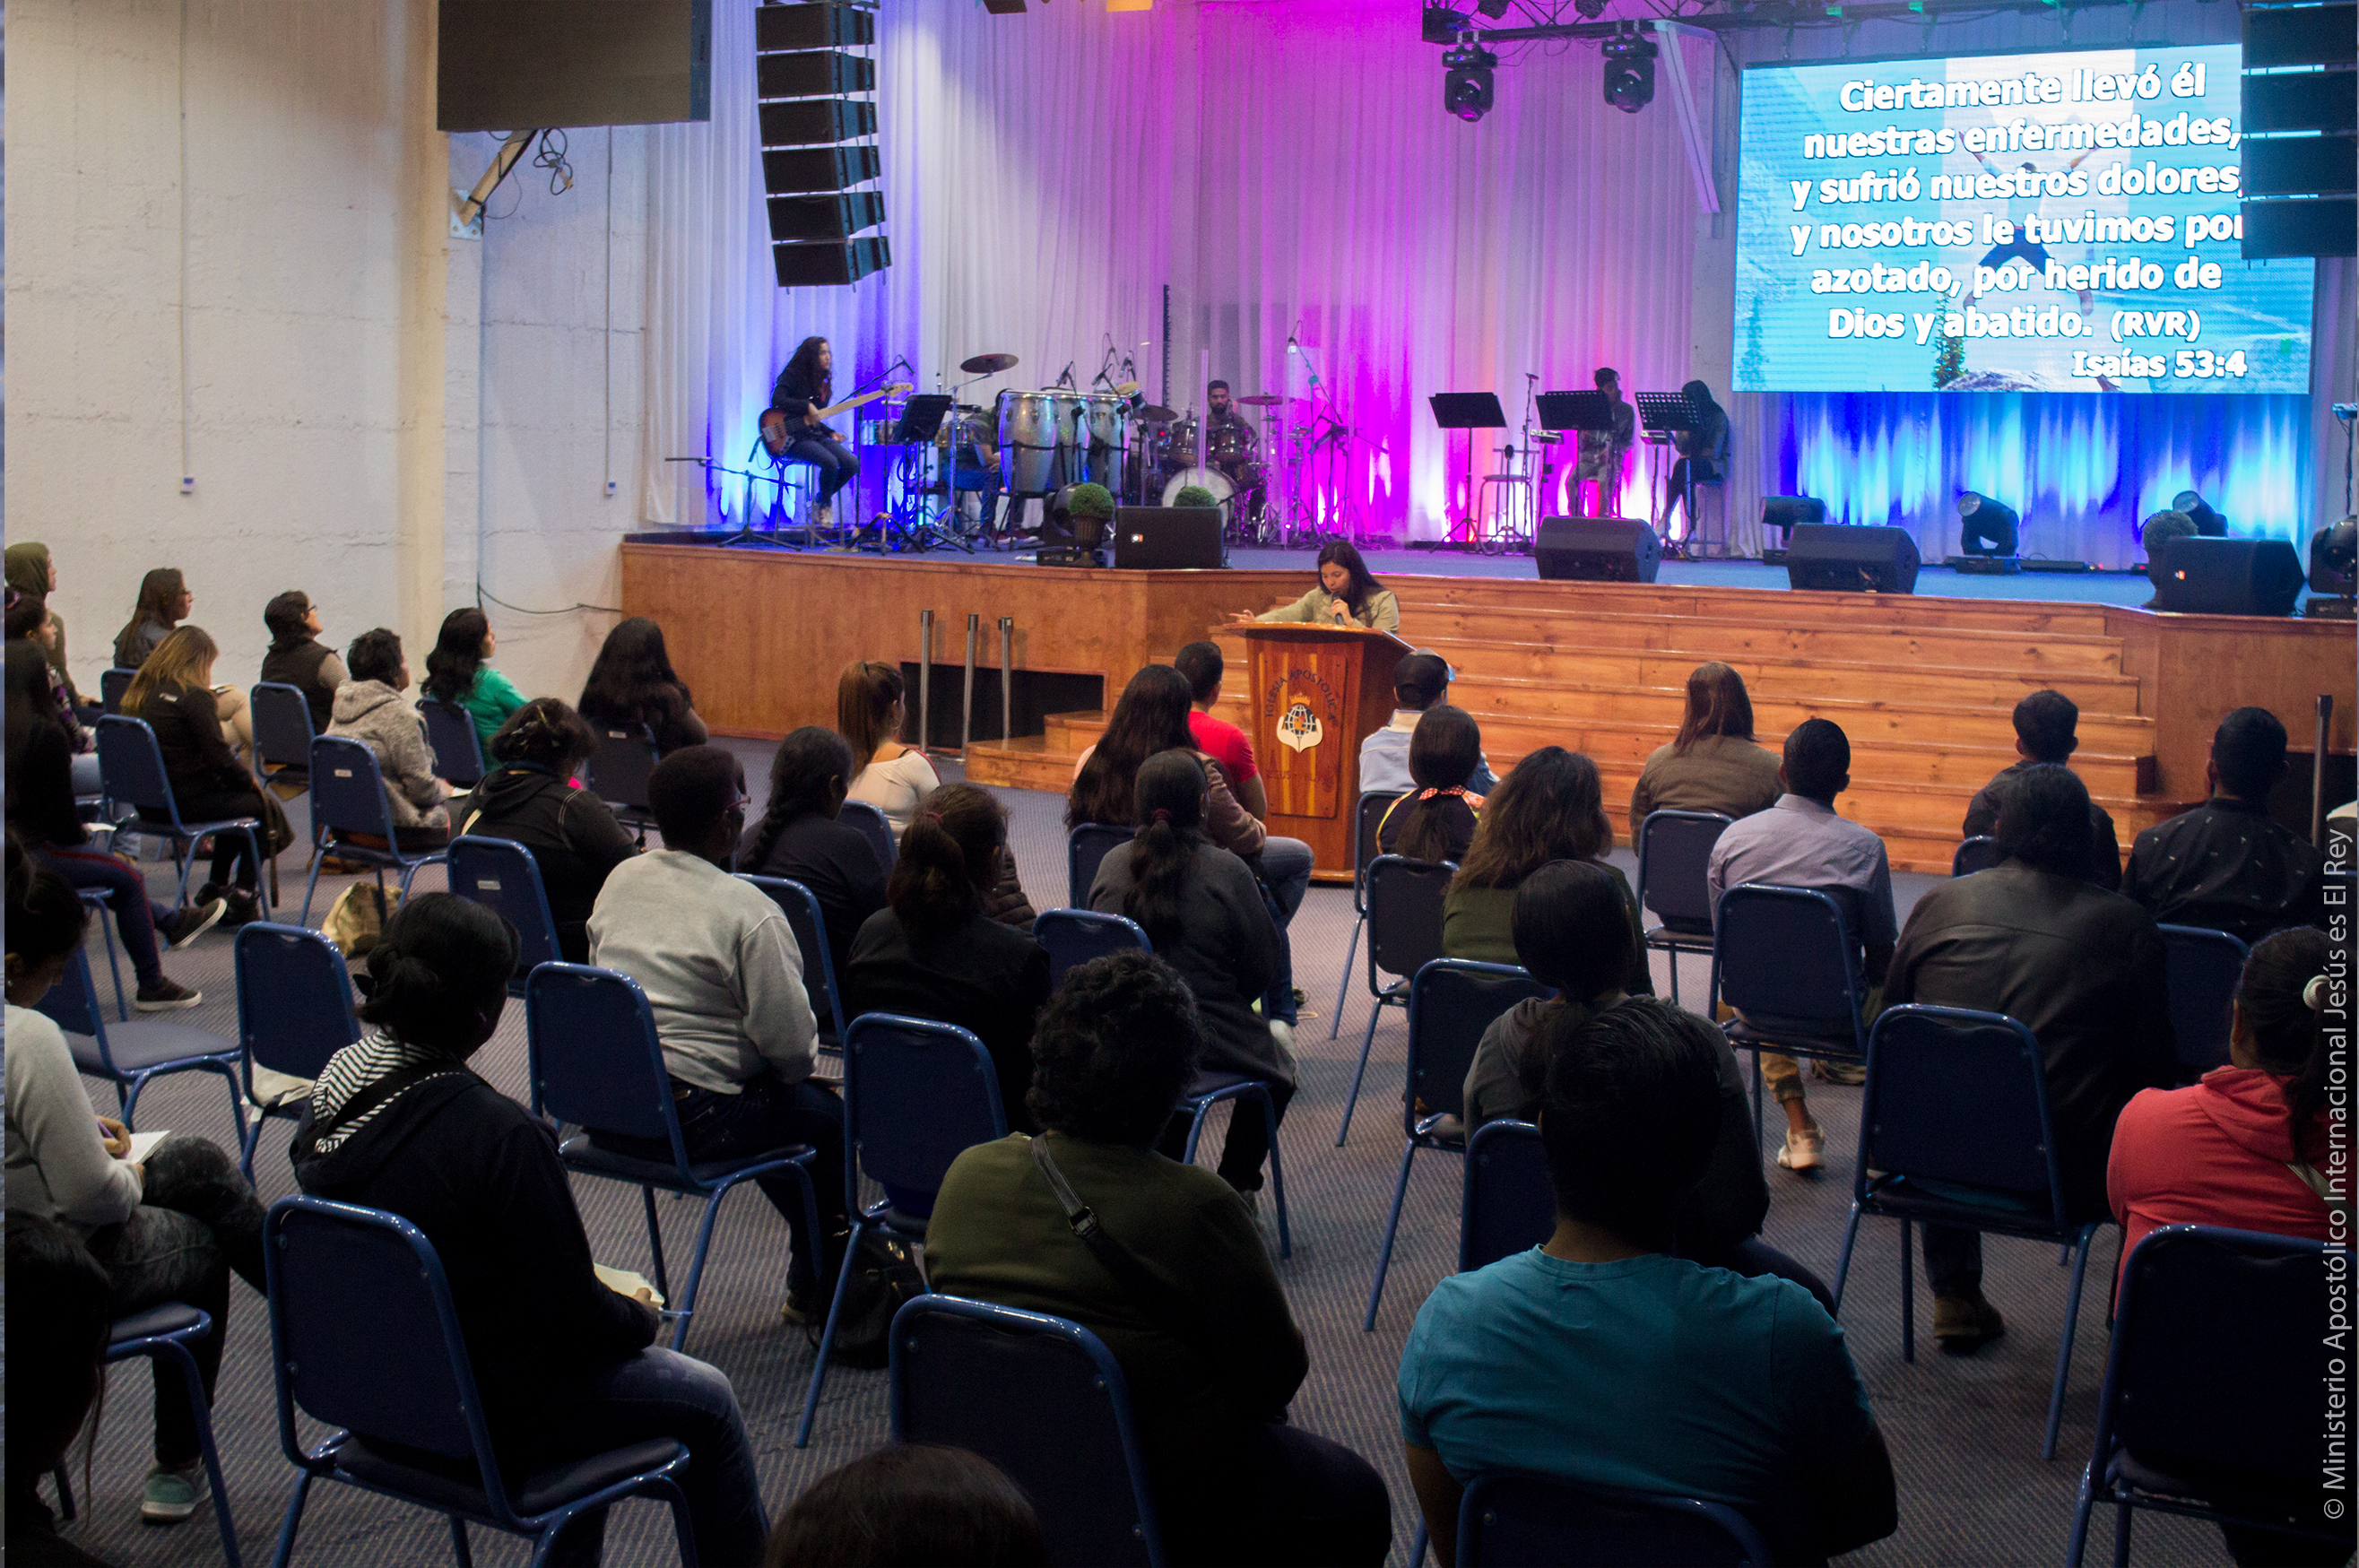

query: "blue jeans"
(1256, 836), (1314, 1027)
(785, 435), (858, 505)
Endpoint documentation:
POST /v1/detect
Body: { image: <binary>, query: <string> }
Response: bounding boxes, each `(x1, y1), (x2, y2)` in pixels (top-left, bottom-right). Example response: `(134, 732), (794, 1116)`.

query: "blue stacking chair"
(1635, 810), (1734, 1007)
(97, 714), (273, 913)
(76, 887), (131, 1021)
(38, 946), (247, 1143)
(1458, 1472), (1773, 1568)
(1336, 854), (1457, 1145)
(2067, 1226), (2339, 1566)
(1330, 790), (1406, 1036)
(1831, 1004), (2100, 1460)
(526, 965), (823, 1356)
(839, 800), (898, 873)
(449, 836), (564, 992)
(299, 735), (450, 926)
(417, 697), (486, 789)
(1066, 821), (1134, 908)
(585, 722), (661, 842)
(2157, 924), (2248, 1080)
(1951, 835), (2005, 876)
(234, 923), (361, 1181)
(736, 873), (848, 1045)
(891, 1295), (1166, 1567)
(1034, 907), (1150, 991)
(51, 1307), (245, 1566)
(1365, 959), (1551, 1330)
(100, 665), (137, 715)
(801, 1013), (1009, 1447)
(250, 681), (317, 795)
(1460, 1119), (1552, 1274)
(1711, 883), (1869, 1150)
(263, 1196), (699, 1568)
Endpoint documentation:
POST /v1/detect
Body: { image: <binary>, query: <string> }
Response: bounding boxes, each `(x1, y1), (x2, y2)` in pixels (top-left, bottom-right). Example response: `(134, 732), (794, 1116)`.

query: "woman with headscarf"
(1661, 379), (1730, 552)
(4, 541), (82, 708)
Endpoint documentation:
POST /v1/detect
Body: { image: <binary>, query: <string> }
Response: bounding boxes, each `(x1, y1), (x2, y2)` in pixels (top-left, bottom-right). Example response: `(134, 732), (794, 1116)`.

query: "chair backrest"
(33, 948), (110, 1062)
(416, 698), (485, 788)
(249, 682), (317, 774)
(1352, 790), (1407, 915)
(2158, 923), (2249, 1077)
(889, 1295), (1163, 1568)
(1712, 884), (1864, 1048)
(1067, 822), (1135, 909)
(843, 1013), (1008, 1211)
(449, 837), (563, 981)
(308, 735), (402, 845)
(1407, 959), (1552, 1133)
(94, 715), (179, 820)
(1366, 854), (1457, 982)
(1458, 1472), (1772, 1568)
(235, 923), (360, 1085)
(1461, 1119), (1553, 1273)
(1636, 810), (1734, 930)
(1951, 835), (2005, 877)
(585, 723), (659, 812)
(736, 873), (846, 1043)
(1034, 908), (1151, 991)
(1859, 1004), (2064, 1220)
(2098, 1225), (2332, 1497)
(100, 667), (136, 715)
(264, 1197), (516, 1512)
(838, 801), (898, 873)
(525, 965), (688, 1164)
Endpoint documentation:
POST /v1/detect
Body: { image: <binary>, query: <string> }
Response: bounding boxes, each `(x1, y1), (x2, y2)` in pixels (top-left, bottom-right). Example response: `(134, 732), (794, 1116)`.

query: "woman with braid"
(454, 698), (637, 963)
(737, 726), (888, 983)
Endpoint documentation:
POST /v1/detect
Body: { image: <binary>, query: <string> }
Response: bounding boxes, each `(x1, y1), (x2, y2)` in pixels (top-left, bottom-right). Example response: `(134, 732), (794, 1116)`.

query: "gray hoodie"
(328, 680), (451, 831)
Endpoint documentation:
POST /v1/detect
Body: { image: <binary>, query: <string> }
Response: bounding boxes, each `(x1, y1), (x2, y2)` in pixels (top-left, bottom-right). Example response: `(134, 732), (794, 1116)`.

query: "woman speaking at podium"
(1228, 541), (1400, 632)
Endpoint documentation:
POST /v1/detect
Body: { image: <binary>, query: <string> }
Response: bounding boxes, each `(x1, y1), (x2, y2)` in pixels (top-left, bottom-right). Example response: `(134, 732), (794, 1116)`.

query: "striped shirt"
(308, 1032), (453, 1157)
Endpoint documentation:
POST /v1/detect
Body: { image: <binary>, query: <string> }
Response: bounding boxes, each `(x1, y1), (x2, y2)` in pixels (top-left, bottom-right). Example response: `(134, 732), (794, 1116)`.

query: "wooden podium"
(1242, 623), (1411, 876)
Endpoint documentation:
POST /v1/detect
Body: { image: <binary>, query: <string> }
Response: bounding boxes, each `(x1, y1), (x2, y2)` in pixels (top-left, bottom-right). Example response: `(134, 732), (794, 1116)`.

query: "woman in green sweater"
(1228, 540), (1400, 632)
(421, 606), (525, 751)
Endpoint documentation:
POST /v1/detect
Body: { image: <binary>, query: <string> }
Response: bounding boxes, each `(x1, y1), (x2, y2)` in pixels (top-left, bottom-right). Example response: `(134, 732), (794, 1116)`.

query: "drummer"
(1204, 380), (1260, 469)
(1227, 541), (1401, 632)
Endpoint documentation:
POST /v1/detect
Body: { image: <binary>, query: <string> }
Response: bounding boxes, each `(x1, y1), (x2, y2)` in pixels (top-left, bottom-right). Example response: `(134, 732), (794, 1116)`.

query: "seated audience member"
(1399, 1001), (1896, 1568)
(2124, 706), (2325, 943)
(1885, 766), (2176, 1352)
(765, 1445), (1046, 1568)
(257, 589), (347, 739)
(5, 1213), (117, 1568)
(1089, 751), (1289, 1194)
(9, 649), (216, 1005)
(838, 660), (940, 835)
(1360, 650), (1498, 797)
(292, 893), (768, 1565)
(124, 627), (289, 925)
(1704, 718), (1895, 1175)
(738, 726), (889, 984)
(327, 628), (452, 848)
(1375, 705), (1485, 863)
(6, 541), (87, 711)
(421, 606), (526, 753)
(1960, 690), (2121, 888)
(588, 746), (846, 1309)
(9, 598), (101, 801)
(1175, 640), (1271, 820)
(927, 952), (1393, 1568)
(1443, 747), (1650, 997)
(578, 615), (709, 757)
(4, 836), (270, 1529)
(844, 783), (1051, 1130)
(1626, 661), (1782, 829)
(454, 698), (636, 964)
(111, 567), (189, 670)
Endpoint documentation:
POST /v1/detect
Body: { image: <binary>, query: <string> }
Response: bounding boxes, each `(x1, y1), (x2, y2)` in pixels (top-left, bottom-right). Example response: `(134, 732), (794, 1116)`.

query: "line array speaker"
(2241, 2), (2356, 258)
(757, 3), (889, 288)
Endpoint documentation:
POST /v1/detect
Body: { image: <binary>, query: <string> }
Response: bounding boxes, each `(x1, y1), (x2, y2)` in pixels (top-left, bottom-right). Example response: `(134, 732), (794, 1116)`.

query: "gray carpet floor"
(33, 754), (2234, 1567)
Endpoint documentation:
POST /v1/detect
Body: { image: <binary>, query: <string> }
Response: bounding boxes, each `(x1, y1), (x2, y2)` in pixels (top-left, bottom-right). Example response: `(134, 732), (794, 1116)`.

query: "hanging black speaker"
(757, 1), (888, 287)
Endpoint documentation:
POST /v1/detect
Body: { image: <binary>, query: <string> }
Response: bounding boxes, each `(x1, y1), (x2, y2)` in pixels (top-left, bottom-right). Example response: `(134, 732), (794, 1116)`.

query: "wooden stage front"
(619, 539), (2355, 875)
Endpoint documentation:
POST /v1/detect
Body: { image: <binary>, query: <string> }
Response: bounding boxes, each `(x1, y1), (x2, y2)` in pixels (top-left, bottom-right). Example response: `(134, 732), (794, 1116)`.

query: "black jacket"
(137, 681), (252, 800)
(455, 765), (638, 963)
(5, 712), (86, 849)
(1960, 760), (2122, 890)
(845, 909), (1052, 1132)
(736, 811), (889, 984)
(1884, 862), (2178, 1217)
(769, 361), (833, 424)
(291, 1068), (658, 1437)
(2122, 796), (2326, 946)
(260, 637), (339, 737)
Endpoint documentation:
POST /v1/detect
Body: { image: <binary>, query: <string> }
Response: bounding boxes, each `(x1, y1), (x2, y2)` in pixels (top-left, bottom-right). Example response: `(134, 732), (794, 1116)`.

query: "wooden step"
(1387, 577), (2120, 637)
(964, 735), (1089, 794)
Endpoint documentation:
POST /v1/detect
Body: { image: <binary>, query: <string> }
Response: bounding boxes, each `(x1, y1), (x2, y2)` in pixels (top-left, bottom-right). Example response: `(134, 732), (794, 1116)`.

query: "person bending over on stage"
(1960, 689), (2120, 889)
(1569, 367), (1635, 519)
(926, 949), (1393, 1567)
(1231, 540), (1399, 632)
(1360, 651), (1497, 797)
(579, 615), (708, 757)
(1174, 641), (1269, 821)
(1661, 379), (1730, 550)
(771, 334), (858, 532)
(1627, 661), (1782, 831)
(2138, 509), (2198, 604)
(1375, 706), (1485, 863)
(2123, 706), (2325, 945)
(1400, 998), (1894, 1568)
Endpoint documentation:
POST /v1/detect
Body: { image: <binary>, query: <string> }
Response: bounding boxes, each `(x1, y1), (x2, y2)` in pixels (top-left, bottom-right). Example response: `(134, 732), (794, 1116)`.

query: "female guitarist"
(767, 336), (864, 530)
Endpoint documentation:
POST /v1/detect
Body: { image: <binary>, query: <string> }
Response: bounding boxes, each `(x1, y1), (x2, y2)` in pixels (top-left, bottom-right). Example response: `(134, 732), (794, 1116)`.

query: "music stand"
(890, 394), (953, 446)
(1634, 391), (1699, 542)
(1430, 393), (1507, 547)
(1537, 391), (1613, 434)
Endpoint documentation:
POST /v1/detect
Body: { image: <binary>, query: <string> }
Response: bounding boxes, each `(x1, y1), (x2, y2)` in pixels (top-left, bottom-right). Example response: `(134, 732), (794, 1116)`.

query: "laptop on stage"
(1114, 507), (1225, 569)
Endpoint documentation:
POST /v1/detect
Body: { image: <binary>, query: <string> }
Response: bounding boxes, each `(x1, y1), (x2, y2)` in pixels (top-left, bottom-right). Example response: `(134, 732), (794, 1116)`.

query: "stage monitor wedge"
(438, 0), (711, 131)
(1114, 508), (1225, 570)
(1536, 517), (1661, 584)
(775, 236), (890, 289)
(2151, 537), (2307, 617)
(1785, 524), (1921, 594)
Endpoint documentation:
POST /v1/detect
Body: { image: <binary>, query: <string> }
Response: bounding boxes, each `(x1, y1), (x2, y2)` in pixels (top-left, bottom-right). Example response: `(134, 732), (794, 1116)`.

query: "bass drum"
(998, 391), (1082, 496)
(1161, 465), (1236, 510)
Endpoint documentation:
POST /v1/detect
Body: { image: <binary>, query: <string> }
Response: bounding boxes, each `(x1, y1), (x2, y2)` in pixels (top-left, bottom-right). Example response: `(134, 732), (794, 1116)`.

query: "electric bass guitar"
(760, 383), (914, 457)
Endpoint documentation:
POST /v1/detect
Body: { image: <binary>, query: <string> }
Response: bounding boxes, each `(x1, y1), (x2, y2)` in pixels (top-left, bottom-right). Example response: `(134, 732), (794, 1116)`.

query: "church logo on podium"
(1277, 698), (1323, 752)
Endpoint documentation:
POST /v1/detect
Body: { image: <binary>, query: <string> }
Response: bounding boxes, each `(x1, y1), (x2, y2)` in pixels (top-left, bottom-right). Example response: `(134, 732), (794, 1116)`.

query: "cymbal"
(1113, 380), (1141, 398)
(1234, 394), (1284, 406)
(1132, 404), (1181, 425)
(959, 352), (1019, 375)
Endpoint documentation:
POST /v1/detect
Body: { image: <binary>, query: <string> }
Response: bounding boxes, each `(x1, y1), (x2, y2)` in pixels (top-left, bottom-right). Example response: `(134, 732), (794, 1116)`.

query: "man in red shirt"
(1175, 641), (1267, 821)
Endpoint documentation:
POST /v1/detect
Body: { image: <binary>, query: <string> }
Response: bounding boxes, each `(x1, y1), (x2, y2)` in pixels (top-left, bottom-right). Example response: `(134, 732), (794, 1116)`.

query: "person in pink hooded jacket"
(2108, 925), (2336, 1287)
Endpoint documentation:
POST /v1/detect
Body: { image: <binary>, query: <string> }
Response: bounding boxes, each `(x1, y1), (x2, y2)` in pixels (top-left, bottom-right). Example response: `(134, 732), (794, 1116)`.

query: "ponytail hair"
(2233, 926), (2334, 1160)
(837, 661), (906, 775)
(889, 783), (1005, 938)
(1122, 750), (1205, 947)
(358, 892), (518, 1054)
(744, 727), (856, 871)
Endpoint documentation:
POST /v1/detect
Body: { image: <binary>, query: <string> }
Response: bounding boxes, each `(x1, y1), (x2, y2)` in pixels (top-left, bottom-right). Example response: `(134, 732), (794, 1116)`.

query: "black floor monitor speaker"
(2151, 537), (2307, 616)
(1535, 517), (1661, 583)
(1113, 507), (1225, 570)
(1785, 524), (1921, 593)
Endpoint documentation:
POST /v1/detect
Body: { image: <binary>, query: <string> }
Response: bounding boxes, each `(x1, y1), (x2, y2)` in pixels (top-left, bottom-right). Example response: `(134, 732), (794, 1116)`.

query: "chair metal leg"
(154, 1335), (245, 1567)
(1750, 1048), (1765, 1156)
(1829, 1202), (1867, 1317)
(1336, 995), (1390, 1147)
(51, 1464), (74, 1520)
(1362, 1140), (1420, 1331)
(1329, 915), (1364, 1039)
(1180, 1097), (1217, 1164)
(212, 1061), (253, 1162)
(120, 1070), (152, 1129)
(638, 1186), (672, 1304)
(2043, 1230), (2095, 1460)
(450, 1513), (476, 1568)
(268, 1469), (315, 1568)
(1410, 1521), (1429, 1566)
(663, 1185), (736, 1354)
(2064, 1463), (2097, 1568)
(1260, 1088), (1292, 1260)
(2111, 1499), (2132, 1568)
(796, 1217), (870, 1447)
(1665, 946), (1680, 1006)
(94, 902), (129, 1020)
(241, 827), (272, 912)
(1899, 1218), (1915, 1364)
(659, 1478), (704, 1568)
(299, 848), (326, 927)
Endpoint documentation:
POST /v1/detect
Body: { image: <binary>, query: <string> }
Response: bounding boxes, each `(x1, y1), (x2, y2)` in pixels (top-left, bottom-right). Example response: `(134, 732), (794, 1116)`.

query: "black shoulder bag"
(1028, 1134), (1227, 1357)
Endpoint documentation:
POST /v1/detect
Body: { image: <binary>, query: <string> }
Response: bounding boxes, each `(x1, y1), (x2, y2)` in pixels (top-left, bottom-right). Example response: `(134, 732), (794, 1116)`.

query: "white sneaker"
(811, 504), (833, 531)
(1775, 1127), (1826, 1173)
